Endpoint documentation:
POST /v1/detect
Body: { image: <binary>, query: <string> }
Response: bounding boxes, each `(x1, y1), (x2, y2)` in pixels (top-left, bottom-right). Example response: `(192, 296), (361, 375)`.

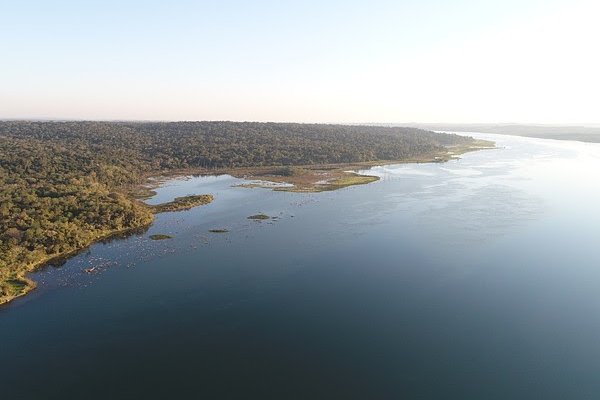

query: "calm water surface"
(2, 133), (600, 399)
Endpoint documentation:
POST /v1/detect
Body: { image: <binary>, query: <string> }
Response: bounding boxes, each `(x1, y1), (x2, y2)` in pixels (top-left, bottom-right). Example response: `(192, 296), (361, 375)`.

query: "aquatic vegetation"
(247, 214), (270, 220)
(149, 234), (173, 240)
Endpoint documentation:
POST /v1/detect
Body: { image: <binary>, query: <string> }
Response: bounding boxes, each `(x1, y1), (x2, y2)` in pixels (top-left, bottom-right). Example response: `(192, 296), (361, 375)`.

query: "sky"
(1, 0), (598, 123)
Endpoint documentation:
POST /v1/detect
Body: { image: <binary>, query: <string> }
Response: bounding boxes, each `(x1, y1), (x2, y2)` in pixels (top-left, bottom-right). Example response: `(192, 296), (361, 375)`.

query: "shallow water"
(2, 133), (600, 399)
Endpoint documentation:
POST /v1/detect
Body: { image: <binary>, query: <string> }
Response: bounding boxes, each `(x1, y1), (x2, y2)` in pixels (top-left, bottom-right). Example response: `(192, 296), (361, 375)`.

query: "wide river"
(2, 133), (600, 399)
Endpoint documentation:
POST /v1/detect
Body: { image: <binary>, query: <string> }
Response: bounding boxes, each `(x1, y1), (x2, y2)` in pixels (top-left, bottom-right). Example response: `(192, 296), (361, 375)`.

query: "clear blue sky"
(1, 0), (597, 123)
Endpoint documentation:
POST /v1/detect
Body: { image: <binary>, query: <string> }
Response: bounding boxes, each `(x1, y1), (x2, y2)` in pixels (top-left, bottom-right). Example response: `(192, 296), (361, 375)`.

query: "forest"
(0, 121), (476, 302)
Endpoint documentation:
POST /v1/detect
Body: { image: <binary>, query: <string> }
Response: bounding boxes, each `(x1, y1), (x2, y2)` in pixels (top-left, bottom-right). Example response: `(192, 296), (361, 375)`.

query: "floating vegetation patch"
(209, 229), (229, 233)
(247, 214), (270, 220)
(149, 234), (173, 240)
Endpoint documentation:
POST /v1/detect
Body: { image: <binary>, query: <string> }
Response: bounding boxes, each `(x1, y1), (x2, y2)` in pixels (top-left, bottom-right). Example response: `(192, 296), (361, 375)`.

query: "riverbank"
(231, 139), (494, 192)
(0, 193), (215, 306)
(0, 223), (152, 305)
(1, 139), (493, 306)
(124, 140), (494, 193)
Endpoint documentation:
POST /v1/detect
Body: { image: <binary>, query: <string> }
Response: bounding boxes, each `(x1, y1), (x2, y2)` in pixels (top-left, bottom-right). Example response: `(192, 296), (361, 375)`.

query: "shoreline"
(0, 224), (153, 306)
(0, 194), (216, 306)
(138, 139), (495, 193)
(1, 139), (494, 306)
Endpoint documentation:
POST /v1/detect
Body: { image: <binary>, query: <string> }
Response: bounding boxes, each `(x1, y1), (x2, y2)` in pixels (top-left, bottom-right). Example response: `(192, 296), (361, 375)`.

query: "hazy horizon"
(3, 118), (600, 128)
(2, 0), (599, 123)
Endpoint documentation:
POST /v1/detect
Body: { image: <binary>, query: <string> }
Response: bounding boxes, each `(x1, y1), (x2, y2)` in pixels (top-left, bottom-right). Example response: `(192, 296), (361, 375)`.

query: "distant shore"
(393, 123), (600, 144)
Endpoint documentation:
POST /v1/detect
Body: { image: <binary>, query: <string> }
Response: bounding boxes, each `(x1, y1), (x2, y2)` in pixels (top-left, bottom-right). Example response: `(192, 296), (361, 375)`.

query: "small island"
(247, 214), (271, 220)
(151, 194), (214, 213)
(209, 229), (229, 233)
(149, 234), (173, 240)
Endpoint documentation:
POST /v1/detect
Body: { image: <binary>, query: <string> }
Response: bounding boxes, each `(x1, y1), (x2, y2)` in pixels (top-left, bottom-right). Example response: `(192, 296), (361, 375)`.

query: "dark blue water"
(2, 133), (600, 399)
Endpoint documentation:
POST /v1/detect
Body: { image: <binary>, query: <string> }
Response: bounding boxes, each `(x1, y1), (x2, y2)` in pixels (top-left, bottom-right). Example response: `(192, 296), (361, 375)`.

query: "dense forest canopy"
(0, 121), (475, 302)
(1, 121), (473, 174)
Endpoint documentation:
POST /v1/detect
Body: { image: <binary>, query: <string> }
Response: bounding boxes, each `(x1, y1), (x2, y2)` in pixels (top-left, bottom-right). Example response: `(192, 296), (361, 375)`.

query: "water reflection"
(3, 133), (600, 398)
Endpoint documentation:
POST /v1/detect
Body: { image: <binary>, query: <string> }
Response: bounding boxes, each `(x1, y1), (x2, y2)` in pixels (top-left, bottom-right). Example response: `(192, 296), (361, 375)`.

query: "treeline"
(0, 121), (474, 301)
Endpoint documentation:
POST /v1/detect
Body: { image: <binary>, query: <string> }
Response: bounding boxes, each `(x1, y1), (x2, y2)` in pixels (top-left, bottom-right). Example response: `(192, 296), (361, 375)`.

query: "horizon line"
(1, 118), (600, 127)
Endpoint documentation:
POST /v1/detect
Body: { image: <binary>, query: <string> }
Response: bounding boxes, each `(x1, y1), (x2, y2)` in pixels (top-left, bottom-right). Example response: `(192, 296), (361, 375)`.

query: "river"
(2, 133), (600, 399)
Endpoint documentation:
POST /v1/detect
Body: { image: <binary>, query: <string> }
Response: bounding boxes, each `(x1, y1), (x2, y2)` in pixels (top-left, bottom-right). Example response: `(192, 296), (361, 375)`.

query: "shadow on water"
(37, 226), (151, 271)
